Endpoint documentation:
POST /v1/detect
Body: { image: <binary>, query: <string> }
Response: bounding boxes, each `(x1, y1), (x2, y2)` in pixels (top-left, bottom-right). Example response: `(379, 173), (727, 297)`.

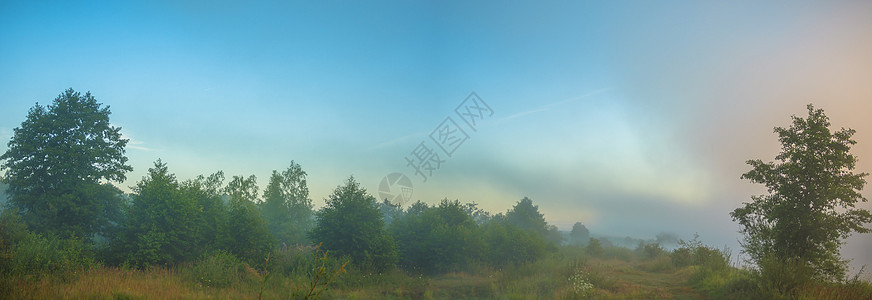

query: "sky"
(1, 1), (871, 274)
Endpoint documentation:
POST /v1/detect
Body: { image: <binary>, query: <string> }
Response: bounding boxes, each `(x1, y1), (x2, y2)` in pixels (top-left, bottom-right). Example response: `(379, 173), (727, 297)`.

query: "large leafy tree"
(181, 171), (230, 254)
(390, 199), (481, 274)
(479, 218), (548, 267)
(570, 222), (590, 246)
(309, 176), (397, 272)
(506, 197), (549, 237)
(0, 89), (131, 238)
(261, 161), (312, 246)
(112, 160), (202, 267)
(224, 174), (273, 264)
(731, 104), (872, 282)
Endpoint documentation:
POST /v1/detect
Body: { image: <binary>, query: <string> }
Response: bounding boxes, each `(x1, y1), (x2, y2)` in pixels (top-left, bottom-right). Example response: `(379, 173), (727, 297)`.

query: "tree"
(390, 199), (481, 273)
(506, 197), (549, 238)
(0, 89), (131, 238)
(731, 104), (872, 282)
(378, 198), (404, 226)
(261, 162), (312, 246)
(463, 202), (492, 225)
(309, 176), (397, 272)
(224, 174), (273, 265)
(181, 171), (230, 254)
(480, 218), (548, 267)
(112, 160), (201, 267)
(570, 222), (590, 246)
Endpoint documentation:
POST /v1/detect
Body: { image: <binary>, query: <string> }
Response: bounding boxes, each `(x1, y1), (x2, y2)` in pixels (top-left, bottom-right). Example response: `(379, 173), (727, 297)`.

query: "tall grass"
(3, 237), (870, 299)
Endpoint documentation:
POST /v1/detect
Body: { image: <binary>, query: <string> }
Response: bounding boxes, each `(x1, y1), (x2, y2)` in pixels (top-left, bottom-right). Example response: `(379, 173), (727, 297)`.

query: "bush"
(638, 255), (674, 272)
(637, 242), (667, 260)
(7, 232), (95, 280)
(585, 238), (603, 257)
(188, 250), (246, 288)
(754, 255), (814, 297)
(671, 234), (729, 271)
(671, 247), (693, 268)
(268, 245), (315, 277)
(0, 208), (29, 272)
(605, 246), (635, 262)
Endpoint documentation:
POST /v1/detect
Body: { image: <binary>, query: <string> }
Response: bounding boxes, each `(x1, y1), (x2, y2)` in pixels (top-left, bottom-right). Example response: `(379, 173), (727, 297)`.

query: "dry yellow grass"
(7, 267), (206, 299)
(5, 254), (869, 299)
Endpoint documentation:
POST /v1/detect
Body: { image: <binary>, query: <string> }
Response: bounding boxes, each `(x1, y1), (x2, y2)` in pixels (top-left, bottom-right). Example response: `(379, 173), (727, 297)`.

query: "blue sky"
(2, 1), (872, 273)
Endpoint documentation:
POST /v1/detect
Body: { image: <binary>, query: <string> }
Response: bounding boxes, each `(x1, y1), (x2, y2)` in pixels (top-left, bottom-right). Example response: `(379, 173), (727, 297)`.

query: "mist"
(1, 1), (871, 298)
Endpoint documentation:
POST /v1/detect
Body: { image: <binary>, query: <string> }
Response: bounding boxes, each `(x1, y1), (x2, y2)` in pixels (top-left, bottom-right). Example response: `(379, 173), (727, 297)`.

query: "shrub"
(268, 245), (315, 277)
(0, 208), (29, 272)
(637, 242), (667, 260)
(671, 247), (693, 268)
(585, 238), (603, 257)
(671, 234), (729, 270)
(754, 254), (814, 297)
(290, 243), (348, 299)
(188, 250), (246, 288)
(8, 232), (95, 280)
(606, 246), (635, 262)
(638, 255), (674, 272)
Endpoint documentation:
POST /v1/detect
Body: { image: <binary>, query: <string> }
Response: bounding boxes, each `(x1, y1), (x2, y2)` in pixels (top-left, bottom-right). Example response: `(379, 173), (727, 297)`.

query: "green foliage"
(503, 197), (562, 248)
(290, 243), (349, 299)
(586, 238), (604, 257)
(480, 218), (549, 267)
(636, 242), (667, 260)
(390, 199), (481, 274)
(0, 89), (131, 238)
(7, 232), (95, 280)
(111, 161), (202, 268)
(569, 222), (590, 246)
(671, 234), (729, 271)
(732, 104), (872, 282)
(0, 182), (8, 205)
(0, 208), (28, 270)
(180, 171), (230, 255)
(109, 162), (272, 268)
(463, 202), (491, 225)
(309, 176), (397, 272)
(188, 250), (245, 288)
(671, 247), (693, 268)
(261, 161), (313, 246)
(226, 185), (274, 267)
(752, 254), (814, 297)
(377, 199), (404, 226)
(506, 197), (548, 237)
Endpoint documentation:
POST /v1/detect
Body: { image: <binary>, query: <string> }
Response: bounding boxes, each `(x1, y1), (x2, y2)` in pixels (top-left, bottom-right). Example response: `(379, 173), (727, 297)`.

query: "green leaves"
(310, 176), (397, 272)
(261, 161), (312, 246)
(0, 88), (130, 238)
(506, 197), (554, 242)
(732, 104), (871, 282)
(390, 199), (479, 274)
(112, 161), (274, 268)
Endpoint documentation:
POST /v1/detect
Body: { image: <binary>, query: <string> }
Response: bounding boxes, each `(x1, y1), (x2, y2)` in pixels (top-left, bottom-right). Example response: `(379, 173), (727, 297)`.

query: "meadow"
(4, 238), (871, 299)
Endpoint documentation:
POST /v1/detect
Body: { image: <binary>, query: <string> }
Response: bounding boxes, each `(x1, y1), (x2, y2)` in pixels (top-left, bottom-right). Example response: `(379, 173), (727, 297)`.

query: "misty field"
(5, 0), (872, 295)
(4, 238), (872, 299)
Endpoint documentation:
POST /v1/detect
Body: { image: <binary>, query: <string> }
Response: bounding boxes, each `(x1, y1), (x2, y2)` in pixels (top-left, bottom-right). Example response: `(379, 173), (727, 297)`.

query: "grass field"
(4, 245), (871, 299)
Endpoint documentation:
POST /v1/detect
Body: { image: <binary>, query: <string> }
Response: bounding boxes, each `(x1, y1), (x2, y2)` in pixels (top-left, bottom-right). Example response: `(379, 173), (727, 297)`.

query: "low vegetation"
(1, 91), (872, 298)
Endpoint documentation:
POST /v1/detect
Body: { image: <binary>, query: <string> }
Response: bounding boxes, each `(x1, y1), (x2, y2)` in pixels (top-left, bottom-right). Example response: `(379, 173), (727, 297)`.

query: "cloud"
(495, 88), (611, 124)
(126, 140), (153, 152)
(368, 131), (427, 151)
(115, 124), (154, 152)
